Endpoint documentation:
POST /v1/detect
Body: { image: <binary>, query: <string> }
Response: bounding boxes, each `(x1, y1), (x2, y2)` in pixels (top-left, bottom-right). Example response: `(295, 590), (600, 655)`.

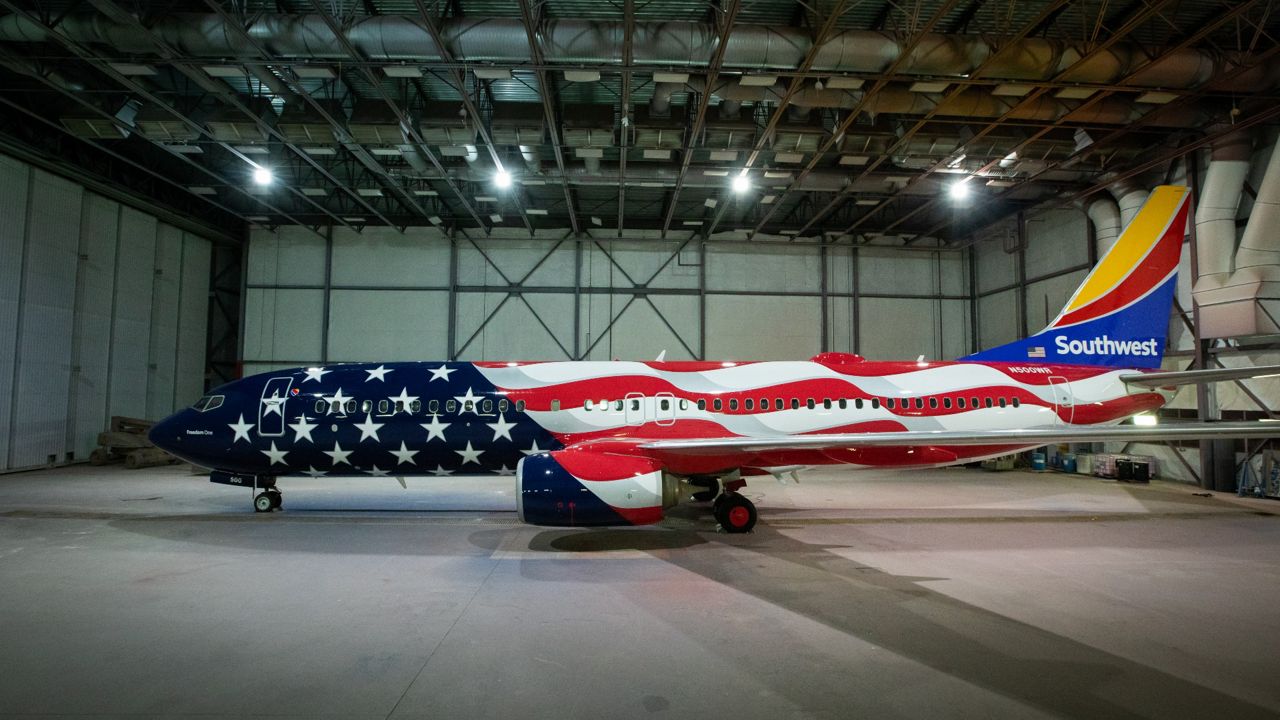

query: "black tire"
(253, 492), (274, 513)
(268, 490), (282, 509)
(714, 493), (757, 533)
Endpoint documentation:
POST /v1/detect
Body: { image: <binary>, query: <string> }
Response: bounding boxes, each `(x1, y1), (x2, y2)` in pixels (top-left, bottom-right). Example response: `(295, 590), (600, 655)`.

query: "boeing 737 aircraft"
(151, 185), (1279, 532)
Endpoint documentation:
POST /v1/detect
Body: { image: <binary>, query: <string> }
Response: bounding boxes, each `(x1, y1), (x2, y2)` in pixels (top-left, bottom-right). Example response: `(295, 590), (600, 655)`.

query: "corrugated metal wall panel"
(0, 156), (30, 470)
(175, 233), (210, 409)
(9, 170), (82, 468)
(147, 224), (182, 420)
(68, 195), (120, 460)
(108, 207), (157, 420)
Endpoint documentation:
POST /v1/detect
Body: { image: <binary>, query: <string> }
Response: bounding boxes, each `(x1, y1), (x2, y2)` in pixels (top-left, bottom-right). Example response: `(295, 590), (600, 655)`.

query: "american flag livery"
(149, 186), (1280, 532)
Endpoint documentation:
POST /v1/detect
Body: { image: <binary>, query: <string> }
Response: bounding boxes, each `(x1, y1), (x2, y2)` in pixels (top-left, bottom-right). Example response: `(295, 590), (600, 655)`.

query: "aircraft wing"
(1121, 365), (1280, 388)
(637, 422), (1280, 455)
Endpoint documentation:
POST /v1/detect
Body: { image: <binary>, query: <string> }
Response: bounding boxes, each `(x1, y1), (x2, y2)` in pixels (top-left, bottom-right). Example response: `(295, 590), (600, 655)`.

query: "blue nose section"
(148, 412), (190, 460)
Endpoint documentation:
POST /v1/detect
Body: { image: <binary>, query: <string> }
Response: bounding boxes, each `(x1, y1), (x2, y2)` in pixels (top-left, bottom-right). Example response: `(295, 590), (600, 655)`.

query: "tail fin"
(963, 185), (1191, 369)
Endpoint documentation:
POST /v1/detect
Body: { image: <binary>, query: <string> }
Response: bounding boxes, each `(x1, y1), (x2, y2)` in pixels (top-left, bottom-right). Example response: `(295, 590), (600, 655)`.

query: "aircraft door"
(1047, 376), (1074, 424)
(655, 392), (676, 426)
(624, 392), (645, 426)
(258, 377), (293, 437)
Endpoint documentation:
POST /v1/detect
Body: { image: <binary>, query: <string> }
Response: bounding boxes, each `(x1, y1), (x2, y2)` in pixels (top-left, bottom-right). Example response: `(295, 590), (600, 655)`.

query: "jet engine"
(516, 449), (677, 526)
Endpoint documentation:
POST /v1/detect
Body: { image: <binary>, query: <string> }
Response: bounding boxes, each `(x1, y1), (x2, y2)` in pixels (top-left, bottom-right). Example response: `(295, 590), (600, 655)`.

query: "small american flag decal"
(1027, 346), (1046, 358)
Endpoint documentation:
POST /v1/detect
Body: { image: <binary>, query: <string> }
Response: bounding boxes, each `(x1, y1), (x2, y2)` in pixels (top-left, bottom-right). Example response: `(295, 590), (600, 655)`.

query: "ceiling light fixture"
(252, 167), (273, 186)
(732, 174), (750, 194)
(494, 169), (512, 189)
(948, 180), (970, 201)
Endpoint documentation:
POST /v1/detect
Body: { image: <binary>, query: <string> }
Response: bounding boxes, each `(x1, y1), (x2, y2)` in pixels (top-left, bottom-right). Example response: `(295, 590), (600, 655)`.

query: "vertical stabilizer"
(963, 185), (1190, 369)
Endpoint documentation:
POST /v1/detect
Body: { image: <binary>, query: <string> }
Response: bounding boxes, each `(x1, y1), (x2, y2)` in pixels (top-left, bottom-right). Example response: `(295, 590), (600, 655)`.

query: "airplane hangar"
(0, 0), (1278, 717)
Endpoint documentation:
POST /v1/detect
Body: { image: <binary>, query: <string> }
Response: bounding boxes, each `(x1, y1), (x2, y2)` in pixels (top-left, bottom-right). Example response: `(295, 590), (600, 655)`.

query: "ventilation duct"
(278, 99), (344, 144)
(133, 103), (201, 142)
(1196, 136), (1280, 337)
(1084, 196), (1122, 257)
(1191, 129), (1252, 304)
(3, 15), (1274, 92)
(632, 105), (684, 150)
(1108, 180), (1150, 229)
(490, 102), (544, 173)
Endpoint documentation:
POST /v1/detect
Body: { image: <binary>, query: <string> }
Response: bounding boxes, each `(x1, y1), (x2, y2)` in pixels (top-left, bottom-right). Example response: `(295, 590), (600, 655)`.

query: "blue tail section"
(962, 186), (1190, 369)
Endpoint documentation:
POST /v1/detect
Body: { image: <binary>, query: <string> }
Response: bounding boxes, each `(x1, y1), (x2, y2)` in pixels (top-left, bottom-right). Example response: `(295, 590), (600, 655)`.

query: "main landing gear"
(689, 475), (757, 533)
(253, 478), (282, 513)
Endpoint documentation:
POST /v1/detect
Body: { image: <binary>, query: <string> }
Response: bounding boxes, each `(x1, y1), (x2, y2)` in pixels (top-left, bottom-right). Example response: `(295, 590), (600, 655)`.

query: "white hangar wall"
(242, 226), (971, 375)
(0, 154), (211, 472)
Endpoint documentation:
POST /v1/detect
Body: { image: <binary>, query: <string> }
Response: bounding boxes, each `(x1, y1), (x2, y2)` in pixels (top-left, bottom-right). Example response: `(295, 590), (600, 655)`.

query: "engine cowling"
(517, 449), (674, 527)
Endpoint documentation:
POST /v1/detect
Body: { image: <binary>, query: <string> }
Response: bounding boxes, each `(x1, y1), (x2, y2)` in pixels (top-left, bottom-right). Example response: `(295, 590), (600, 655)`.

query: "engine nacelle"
(517, 449), (674, 527)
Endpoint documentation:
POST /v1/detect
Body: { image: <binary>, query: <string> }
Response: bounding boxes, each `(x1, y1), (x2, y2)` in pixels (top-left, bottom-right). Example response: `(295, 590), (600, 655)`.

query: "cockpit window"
(192, 395), (224, 412)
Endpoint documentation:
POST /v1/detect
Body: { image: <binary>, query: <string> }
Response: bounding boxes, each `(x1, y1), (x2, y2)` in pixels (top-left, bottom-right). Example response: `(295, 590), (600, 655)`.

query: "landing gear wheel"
(267, 490), (282, 510)
(714, 493), (757, 534)
(254, 492), (275, 513)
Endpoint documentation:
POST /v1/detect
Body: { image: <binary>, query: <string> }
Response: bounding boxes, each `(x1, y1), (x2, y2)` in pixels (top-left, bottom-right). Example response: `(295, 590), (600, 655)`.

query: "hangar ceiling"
(0, 0), (1277, 244)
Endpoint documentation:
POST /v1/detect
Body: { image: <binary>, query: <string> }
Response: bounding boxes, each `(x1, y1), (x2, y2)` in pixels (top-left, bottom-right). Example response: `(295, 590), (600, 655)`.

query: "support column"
(1187, 149), (1231, 491)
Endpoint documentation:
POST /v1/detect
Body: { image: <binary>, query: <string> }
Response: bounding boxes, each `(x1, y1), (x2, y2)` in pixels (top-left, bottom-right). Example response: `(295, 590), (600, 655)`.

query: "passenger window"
(362, 399), (373, 413)
(615, 399), (624, 411)
(915, 398), (924, 409)
(697, 399), (707, 410)
(838, 399), (847, 410)
(482, 399), (493, 413)
(378, 399), (389, 414)
(956, 398), (965, 409)
(790, 398), (800, 410)
(871, 398), (880, 409)
(971, 397), (979, 409)
(1012, 398), (1021, 408)
(886, 398), (895, 410)
(822, 399), (832, 410)
(984, 397), (993, 408)
(759, 397), (768, 410)
(446, 400), (457, 413)
(410, 400), (421, 413)
(428, 399), (439, 413)
(745, 399), (754, 411)
(998, 398), (1007, 408)
(344, 400), (356, 414)
(929, 398), (938, 409)
(729, 398), (739, 411)
(551, 399), (560, 411)
(516, 400), (526, 412)
(314, 399), (326, 414)
(943, 398), (952, 409)
(775, 399), (784, 411)
(330, 400), (342, 414)
(679, 399), (688, 411)
(855, 398), (864, 409)
(395, 401), (405, 413)
(464, 400), (474, 412)
(806, 399), (815, 409)
(660, 398), (670, 411)
(714, 398), (723, 411)
(584, 399), (594, 411)
(631, 399), (641, 411)
(499, 399), (509, 412)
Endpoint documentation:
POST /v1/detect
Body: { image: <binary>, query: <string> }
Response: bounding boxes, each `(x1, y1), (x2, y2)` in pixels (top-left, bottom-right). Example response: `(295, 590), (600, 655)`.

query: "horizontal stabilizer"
(638, 422), (1279, 454)
(1121, 365), (1280, 388)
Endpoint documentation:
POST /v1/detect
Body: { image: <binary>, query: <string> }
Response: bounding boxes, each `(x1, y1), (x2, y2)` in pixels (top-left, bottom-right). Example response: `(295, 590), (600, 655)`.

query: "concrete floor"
(1, 465), (1279, 720)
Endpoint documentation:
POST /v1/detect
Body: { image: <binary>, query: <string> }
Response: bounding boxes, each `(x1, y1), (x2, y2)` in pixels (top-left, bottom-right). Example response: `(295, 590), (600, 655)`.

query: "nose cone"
(148, 412), (187, 458)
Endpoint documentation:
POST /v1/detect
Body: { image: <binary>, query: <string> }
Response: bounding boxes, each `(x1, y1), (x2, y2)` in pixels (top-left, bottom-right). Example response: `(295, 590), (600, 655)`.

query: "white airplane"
(151, 185), (1279, 532)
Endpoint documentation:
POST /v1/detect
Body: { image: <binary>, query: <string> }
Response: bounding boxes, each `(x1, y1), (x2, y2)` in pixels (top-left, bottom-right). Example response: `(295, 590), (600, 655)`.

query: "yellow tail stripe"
(1064, 186), (1189, 313)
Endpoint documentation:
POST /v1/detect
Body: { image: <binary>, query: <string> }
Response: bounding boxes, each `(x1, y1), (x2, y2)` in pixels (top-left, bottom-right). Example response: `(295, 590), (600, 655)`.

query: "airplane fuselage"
(150, 354), (1171, 481)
